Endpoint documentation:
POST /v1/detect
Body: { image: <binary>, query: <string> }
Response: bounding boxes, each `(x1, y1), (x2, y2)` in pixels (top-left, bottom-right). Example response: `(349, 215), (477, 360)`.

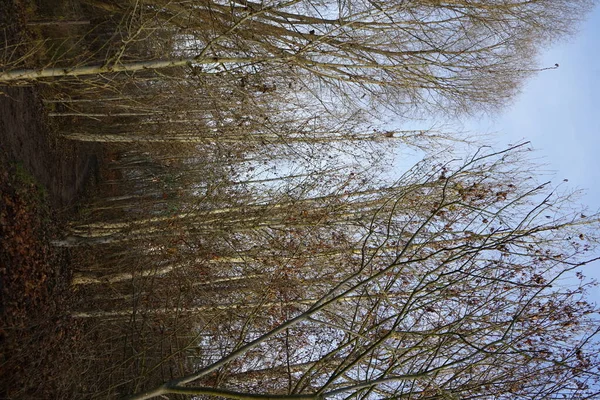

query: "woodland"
(1, 0), (600, 399)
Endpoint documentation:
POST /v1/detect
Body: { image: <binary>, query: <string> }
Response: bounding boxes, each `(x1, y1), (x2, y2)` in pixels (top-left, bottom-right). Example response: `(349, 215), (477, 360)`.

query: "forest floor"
(0, 0), (101, 397)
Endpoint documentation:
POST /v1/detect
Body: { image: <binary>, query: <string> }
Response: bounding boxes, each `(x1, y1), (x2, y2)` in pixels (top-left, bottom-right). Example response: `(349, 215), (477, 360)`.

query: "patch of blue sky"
(380, 4), (600, 304)
(463, 5), (600, 295)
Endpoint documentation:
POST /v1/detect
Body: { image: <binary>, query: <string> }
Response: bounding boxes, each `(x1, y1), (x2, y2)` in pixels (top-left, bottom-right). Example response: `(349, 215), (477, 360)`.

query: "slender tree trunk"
(0, 57), (273, 82)
(26, 19), (90, 27)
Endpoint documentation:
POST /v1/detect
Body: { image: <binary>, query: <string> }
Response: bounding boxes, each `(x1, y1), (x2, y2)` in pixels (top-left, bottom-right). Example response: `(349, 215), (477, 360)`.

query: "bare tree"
(1, 0), (592, 115)
(65, 144), (600, 399)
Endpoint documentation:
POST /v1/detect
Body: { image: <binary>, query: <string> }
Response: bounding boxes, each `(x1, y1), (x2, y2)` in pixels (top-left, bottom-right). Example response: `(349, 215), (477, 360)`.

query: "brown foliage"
(0, 161), (85, 399)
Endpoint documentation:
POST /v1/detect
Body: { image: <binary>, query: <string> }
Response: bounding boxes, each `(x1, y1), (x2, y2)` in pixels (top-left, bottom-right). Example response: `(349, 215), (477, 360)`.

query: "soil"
(0, 86), (100, 209)
(0, 0), (102, 397)
(0, 0), (100, 210)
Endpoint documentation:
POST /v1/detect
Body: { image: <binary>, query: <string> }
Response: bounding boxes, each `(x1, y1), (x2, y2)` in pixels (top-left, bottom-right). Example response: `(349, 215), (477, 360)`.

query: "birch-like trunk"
(71, 294), (376, 319)
(0, 57), (269, 82)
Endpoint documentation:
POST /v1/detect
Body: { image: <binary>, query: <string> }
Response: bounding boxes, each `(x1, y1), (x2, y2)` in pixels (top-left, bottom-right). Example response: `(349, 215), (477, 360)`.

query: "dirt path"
(0, 85), (100, 209)
(0, 0), (100, 209)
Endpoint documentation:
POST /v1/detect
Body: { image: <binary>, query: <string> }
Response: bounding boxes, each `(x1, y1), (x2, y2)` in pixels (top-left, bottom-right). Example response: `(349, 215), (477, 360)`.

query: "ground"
(0, 0), (101, 397)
